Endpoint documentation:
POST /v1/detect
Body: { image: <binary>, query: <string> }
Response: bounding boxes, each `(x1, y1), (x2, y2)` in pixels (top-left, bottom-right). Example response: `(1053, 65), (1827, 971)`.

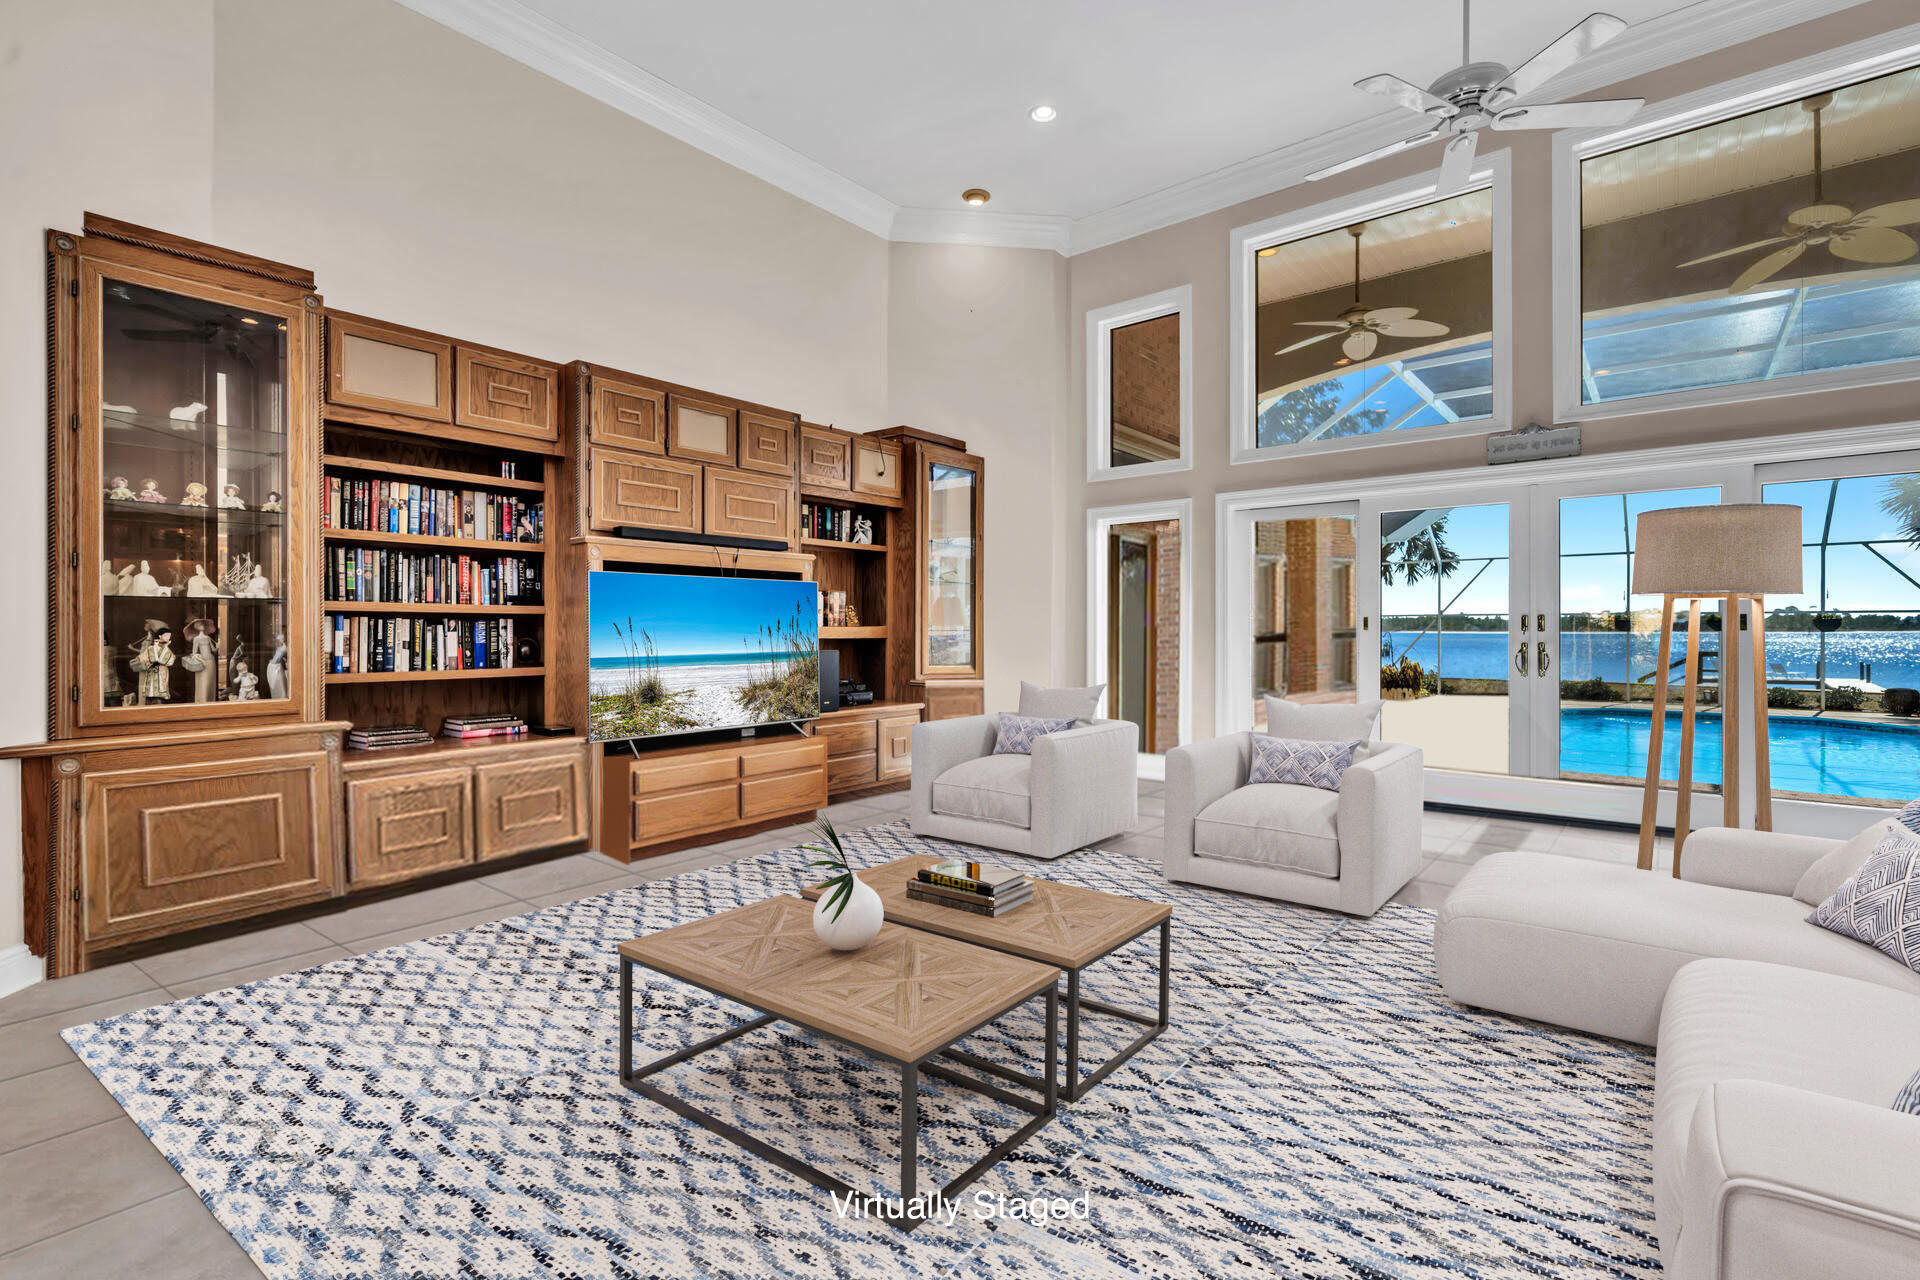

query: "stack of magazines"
(347, 724), (433, 751)
(906, 858), (1033, 917)
(440, 714), (527, 741)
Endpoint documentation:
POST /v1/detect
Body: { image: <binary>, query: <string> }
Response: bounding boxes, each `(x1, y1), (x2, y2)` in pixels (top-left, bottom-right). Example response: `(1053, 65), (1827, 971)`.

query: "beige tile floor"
(0, 783), (1645, 1277)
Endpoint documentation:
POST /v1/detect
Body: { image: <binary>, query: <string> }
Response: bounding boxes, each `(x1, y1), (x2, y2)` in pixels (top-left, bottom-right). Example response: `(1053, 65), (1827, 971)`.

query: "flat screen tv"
(587, 571), (820, 743)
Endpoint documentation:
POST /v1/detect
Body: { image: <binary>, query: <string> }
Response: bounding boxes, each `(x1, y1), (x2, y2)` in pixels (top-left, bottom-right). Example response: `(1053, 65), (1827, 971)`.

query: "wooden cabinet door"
(738, 412), (796, 477)
(877, 713), (917, 780)
(591, 450), (702, 534)
(851, 436), (903, 503)
(327, 315), (453, 421)
(826, 750), (878, 792)
(816, 717), (877, 759)
(705, 467), (795, 545)
(456, 347), (559, 442)
(919, 681), (985, 721)
(590, 377), (666, 454)
(741, 766), (827, 819)
(347, 767), (474, 887)
(474, 753), (587, 860)
(667, 393), (737, 466)
(81, 751), (336, 944)
(799, 425), (851, 491)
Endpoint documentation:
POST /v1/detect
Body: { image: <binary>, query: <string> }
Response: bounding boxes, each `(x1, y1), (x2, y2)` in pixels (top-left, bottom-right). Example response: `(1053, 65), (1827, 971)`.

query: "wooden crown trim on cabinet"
(81, 212), (316, 289)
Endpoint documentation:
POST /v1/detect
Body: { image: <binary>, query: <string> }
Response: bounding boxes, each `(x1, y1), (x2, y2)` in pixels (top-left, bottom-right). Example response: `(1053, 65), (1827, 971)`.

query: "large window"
(1087, 287), (1191, 481)
(1251, 188), (1495, 450)
(1577, 64), (1920, 409)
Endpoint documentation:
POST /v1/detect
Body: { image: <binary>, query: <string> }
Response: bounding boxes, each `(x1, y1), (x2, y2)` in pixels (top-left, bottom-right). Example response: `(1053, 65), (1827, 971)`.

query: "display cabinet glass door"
(88, 268), (297, 721)
(921, 452), (982, 676)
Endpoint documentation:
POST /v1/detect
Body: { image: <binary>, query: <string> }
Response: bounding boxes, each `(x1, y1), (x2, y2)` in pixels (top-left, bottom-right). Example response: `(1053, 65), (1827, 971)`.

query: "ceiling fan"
(1274, 224), (1449, 364)
(1678, 92), (1920, 292)
(1308, 0), (1644, 195)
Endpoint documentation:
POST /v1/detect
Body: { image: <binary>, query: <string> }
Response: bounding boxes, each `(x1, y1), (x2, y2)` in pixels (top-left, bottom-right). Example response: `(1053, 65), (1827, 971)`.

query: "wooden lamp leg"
(1720, 593), (1742, 834)
(1638, 594), (1676, 872)
(1674, 597), (1703, 877)
(1751, 598), (1773, 831)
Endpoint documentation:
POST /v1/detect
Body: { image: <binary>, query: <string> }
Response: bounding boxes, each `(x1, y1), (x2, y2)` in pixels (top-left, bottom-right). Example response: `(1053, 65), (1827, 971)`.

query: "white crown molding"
(889, 208), (1072, 253)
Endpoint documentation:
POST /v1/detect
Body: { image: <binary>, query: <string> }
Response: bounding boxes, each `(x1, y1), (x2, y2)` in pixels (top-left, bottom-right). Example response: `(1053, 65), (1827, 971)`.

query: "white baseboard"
(0, 944), (43, 1001)
(1135, 753), (1166, 782)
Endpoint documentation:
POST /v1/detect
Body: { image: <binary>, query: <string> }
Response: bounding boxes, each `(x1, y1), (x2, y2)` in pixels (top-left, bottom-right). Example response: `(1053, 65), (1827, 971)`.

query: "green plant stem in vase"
(800, 817), (883, 950)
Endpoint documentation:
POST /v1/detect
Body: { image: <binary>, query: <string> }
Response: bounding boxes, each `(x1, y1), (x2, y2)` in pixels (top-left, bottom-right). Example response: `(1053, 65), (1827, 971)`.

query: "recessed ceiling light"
(962, 188), (991, 206)
(1256, 246), (1279, 258)
(1028, 104), (1057, 123)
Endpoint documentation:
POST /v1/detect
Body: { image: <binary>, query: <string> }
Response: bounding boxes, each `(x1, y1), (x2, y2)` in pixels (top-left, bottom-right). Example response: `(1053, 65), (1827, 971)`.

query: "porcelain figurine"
(127, 560), (164, 597)
(180, 619), (219, 703)
(514, 512), (535, 542)
(135, 478), (166, 504)
(259, 491), (283, 514)
(851, 515), (874, 545)
(167, 401), (207, 428)
(127, 619), (176, 704)
(106, 476), (136, 502)
(218, 483), (247, 510)
(266, 634), (288, 701)
(180, 481), (209, 508)
(240, 563), (273, 599)
(100, 559), (119, 596)
(114, 564), (135, 596)
(185, 563), (220, 598)
(221, 554), (255, 596)
(231, 656), (259, 701)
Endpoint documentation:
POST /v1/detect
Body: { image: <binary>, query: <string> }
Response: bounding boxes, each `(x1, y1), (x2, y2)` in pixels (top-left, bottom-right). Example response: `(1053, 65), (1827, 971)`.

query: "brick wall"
(1109, 314), (1180, 463)
(1109, 518), (1181, 752)
(1253, 517), (1357, 700)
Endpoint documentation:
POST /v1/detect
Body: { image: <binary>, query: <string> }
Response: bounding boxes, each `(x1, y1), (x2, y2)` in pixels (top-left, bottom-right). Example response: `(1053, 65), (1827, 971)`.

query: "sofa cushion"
(992, 713), (1075, 756)
(1018, 680), (1105, 722)
(932, 754), (1033, 828)
(1794, 817), (1898, 907)
(1808, 827), (1920, 974)
(1434, 851), (1920, 1046)
(1248, 733), (1363, 790)
(1654, 959), (1920, 1247)
(1263, 695), (1382, 743)
(1193, 784), (1340, 878)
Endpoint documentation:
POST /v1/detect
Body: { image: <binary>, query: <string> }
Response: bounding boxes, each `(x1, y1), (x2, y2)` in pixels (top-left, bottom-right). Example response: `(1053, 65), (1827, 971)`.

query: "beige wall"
(1063, 0), (1920, 742)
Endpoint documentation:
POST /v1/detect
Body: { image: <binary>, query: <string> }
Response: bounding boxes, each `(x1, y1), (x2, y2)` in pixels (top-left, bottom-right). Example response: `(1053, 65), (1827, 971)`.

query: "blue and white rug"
(63, 823), (1659, 1279)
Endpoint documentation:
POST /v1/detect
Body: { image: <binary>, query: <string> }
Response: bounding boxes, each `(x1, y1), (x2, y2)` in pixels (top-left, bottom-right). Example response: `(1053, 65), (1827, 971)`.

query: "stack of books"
(346, 724), (433, 752)
(906, 859), (1033, 918)
(440, 714), (528, 741)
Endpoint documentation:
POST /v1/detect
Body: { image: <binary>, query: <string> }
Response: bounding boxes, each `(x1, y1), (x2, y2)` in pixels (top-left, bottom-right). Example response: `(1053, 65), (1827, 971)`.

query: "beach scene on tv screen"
(588, 572), (819, 741)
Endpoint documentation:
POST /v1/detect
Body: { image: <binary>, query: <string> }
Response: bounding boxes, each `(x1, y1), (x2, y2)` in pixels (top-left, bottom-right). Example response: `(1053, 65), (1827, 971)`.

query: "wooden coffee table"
(616, 895), (1060, 1228)
(804, 854), (1172, 1101)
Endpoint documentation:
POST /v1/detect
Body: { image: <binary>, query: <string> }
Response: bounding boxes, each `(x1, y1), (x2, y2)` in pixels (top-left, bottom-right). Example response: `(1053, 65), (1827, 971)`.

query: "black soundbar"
(615, 527), (790, 552)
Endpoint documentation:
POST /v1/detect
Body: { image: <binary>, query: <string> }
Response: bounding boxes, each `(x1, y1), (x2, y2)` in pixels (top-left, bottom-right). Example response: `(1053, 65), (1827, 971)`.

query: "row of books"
(327, 614), (523, 674)
(800, 502), (869, 544)
(442, 714), (527, 740)
(324, 546), (541, 606)
(325, 475), (544, 543)
(906, 859), (1033, 918)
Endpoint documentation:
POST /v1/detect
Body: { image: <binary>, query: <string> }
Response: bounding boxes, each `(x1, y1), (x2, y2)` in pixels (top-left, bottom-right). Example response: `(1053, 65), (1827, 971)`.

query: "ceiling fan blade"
(1359, 307), (1419, 323)
(1376, 318), (1451, 338)
(1293, 320), (1351, 329)
(1436, 131), (1478, 195)
(1786, 203), (1854, 228)
(1353, 74), (1456, 119)
(1730, 242), (1807, 292)
(1343, 330), (1380, 362)
(1305, 129), (1443, 181)
(1491, 98), (1642, 130)
(1677, 235), (1796, 268)
(1275, 330), (1346, 356)
(1495, 13), (1630, 104)
(1856, 198), (1920, 229)
(1830, 225), (1919, 265)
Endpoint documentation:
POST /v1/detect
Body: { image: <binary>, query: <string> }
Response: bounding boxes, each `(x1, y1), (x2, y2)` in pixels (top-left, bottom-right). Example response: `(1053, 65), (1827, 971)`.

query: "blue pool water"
(1559, 706), (1920, 801)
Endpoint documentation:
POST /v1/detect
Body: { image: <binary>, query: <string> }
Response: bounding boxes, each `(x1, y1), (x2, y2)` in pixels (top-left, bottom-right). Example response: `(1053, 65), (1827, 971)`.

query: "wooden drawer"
(817, 717), (878, 758)
(347, 767), (474, 887)
(799, 424), (850, 491)
(633, 752), (738, 795)
(827, 751), (878, 791)
(667, 393), (737, 466)
(474, 753), (587, 860)
(327, 315), (452, 421)
(591, 450), (701, 534)
(742, 766), (827, 820)
(851, 436), (902, 502)
(877, 714), (916, 780)
(81, 751), (336, 945)
(456, 347), (558, 441)
(738, 412), (795, 477)
(590, 377), (665, 454)
(739, 738), (827, 778)
(705, 467), (794, 545)
(634, 780), (738, 844)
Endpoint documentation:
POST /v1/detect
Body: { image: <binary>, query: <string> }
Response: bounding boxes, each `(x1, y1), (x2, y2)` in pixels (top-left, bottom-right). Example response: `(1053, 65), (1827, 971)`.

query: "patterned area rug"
(64, 823), (1660, 1279)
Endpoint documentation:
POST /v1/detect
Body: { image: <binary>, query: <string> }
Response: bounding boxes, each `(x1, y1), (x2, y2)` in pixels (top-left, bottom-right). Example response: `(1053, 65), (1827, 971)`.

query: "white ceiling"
(400, 0), (1877, 252)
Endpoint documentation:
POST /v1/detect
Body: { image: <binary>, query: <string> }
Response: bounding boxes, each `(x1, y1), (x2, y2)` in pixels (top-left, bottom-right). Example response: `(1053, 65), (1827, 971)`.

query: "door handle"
(1537, 641), (1551, 676)
(1514, 641), (1530, 676)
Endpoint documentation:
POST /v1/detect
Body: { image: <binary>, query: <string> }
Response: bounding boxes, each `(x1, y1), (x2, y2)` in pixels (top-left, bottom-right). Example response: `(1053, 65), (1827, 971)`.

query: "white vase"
(812, 873), (883, 950)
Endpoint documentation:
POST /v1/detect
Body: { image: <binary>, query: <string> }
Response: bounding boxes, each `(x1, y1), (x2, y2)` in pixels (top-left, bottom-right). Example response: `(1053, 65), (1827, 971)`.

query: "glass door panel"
(1251, 514), (1358, 730)
(923, 457), (979, 673)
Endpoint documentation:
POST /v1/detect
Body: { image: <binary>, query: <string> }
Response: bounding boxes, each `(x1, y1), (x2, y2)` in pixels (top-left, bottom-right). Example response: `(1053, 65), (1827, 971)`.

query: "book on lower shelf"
(441, 714), (527, 740)
(346, 724), (434, 751)
(327, 614), (520, 674)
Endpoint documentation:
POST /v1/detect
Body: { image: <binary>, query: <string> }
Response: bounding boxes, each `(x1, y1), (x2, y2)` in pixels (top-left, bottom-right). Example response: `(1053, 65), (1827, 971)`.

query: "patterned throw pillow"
(1897, 1069), (1920, 1116)
(1807, 826), (1920, 976)
(1247, 733), (1364, 791)
(993, 713), (1076, 756)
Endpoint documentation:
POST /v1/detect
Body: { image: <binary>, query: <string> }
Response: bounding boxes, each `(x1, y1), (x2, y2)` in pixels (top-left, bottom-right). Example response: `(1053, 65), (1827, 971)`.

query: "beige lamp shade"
(1631, 503), (1803, 595)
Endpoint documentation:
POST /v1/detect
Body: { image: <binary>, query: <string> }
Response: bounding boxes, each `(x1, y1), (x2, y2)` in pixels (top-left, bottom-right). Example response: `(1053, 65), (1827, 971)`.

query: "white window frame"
(1086, 498), (1193, 777)
(1228, 149), (1512, 466)
(1551, 23), (1920, 424)
(1086, 286), (1193, 482)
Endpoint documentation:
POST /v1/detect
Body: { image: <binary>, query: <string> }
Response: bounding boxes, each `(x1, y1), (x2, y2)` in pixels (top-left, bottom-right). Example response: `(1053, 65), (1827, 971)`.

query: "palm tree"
(1880, 475), (1920, 548)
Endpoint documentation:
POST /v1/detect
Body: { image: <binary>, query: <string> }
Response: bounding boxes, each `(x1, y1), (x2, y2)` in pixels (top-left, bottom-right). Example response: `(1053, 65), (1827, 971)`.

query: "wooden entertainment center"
(4, 215), (988, 977)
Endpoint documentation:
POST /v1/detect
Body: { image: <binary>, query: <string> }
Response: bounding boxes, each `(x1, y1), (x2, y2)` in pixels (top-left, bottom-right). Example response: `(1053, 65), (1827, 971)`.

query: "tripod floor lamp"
(1631, 504), (1803, 877)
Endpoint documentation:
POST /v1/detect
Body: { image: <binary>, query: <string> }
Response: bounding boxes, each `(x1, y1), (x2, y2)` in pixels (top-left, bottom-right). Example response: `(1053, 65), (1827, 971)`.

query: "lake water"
(1382, 629), (1920, 689)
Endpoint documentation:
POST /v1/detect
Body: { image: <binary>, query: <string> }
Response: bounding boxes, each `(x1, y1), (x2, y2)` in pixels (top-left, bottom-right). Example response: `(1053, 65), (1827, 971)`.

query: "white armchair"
(1164, 729), (1425, 916)
(910, 714), (1139, 860)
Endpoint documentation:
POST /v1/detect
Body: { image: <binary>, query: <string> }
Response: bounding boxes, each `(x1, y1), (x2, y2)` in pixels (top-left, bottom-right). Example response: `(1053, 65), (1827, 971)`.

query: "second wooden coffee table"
(805, 853), (1172, 1101)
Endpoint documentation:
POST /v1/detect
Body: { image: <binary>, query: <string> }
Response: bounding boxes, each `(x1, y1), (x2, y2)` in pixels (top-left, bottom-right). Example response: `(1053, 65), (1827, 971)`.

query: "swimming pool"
(1559, 707), (1920, 801)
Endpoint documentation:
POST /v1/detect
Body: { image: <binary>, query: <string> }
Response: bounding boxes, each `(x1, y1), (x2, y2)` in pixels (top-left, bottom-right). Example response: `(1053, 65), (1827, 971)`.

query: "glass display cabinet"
(884, 431), (985, 719)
